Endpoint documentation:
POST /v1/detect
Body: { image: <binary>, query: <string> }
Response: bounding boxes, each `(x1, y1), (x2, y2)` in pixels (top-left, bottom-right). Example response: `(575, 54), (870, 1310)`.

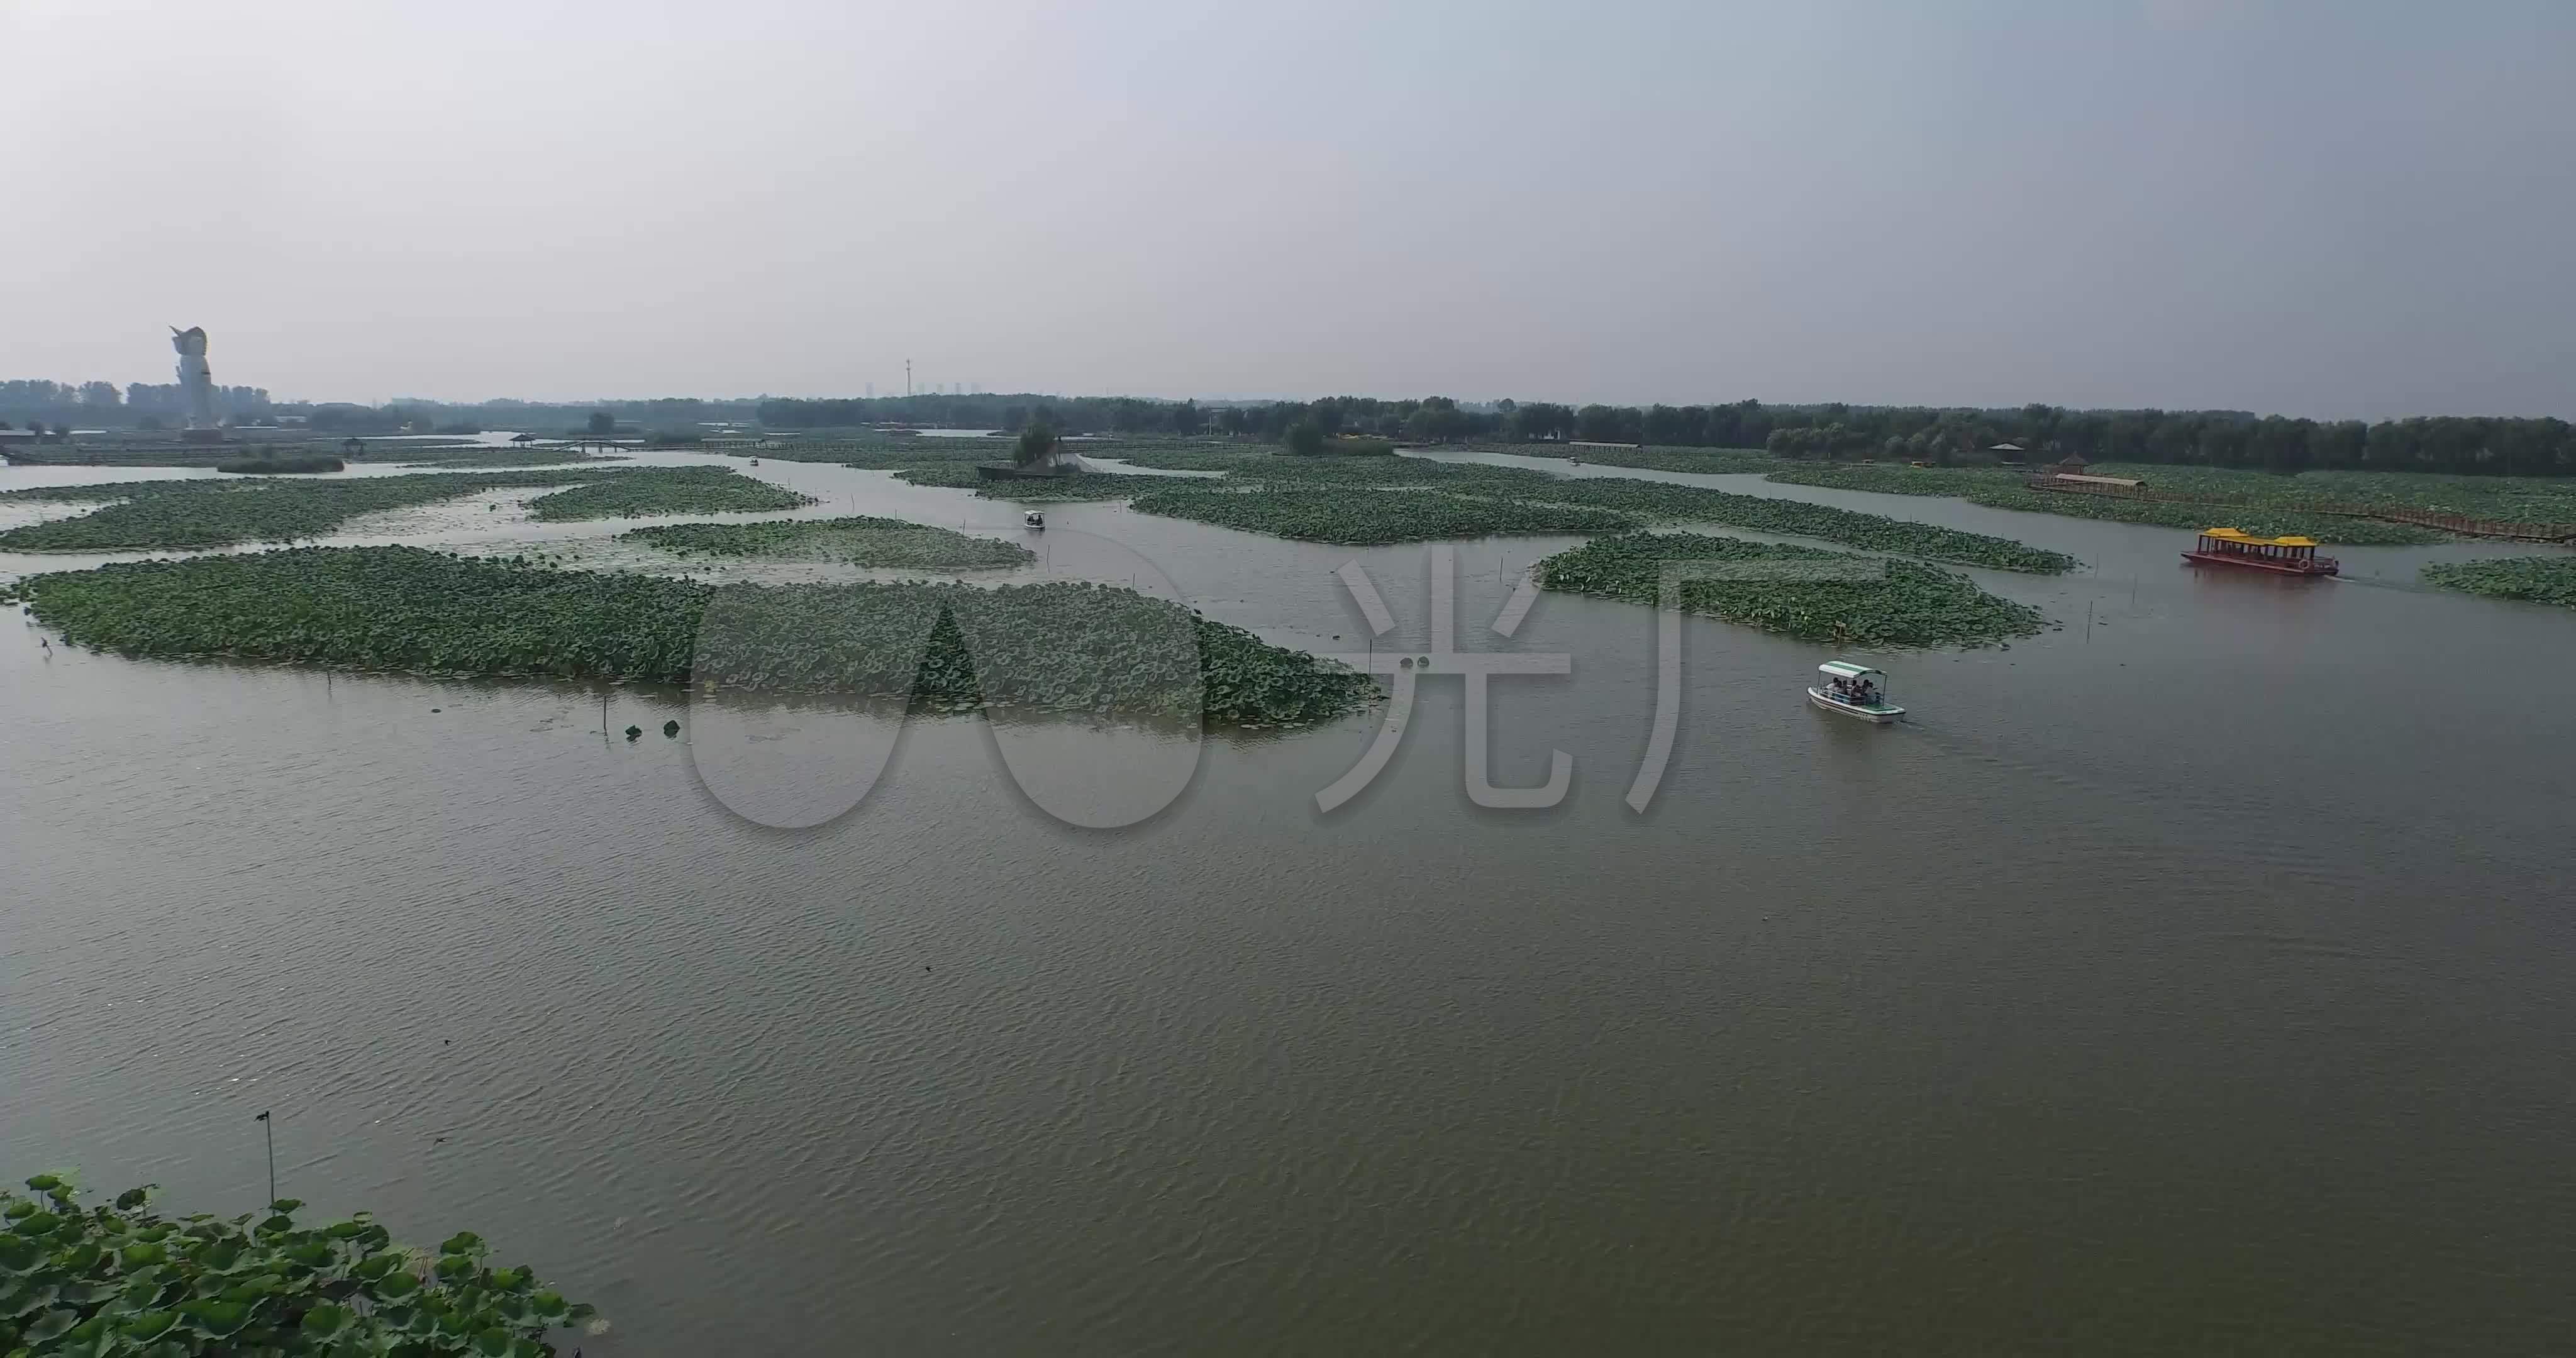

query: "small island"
(618, 516), (1036, 571)
(214, 453), (345, 475)
(13, 546), (1379, 726)
(1536, 532), (2050, 648)
(0, 466), (814, 551)
(2421, 556), (2576, 609)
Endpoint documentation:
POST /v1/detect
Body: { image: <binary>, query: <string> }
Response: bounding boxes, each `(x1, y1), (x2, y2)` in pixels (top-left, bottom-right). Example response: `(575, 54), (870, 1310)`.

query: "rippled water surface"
(4, 451), (2573, 1354)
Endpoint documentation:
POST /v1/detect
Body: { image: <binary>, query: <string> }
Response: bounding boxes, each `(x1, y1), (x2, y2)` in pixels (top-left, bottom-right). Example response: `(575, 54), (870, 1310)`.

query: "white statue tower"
(170, 326), (216, 430)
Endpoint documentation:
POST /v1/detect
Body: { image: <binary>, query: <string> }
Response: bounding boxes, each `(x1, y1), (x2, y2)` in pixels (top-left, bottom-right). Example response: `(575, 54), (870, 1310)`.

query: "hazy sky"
(6, 0), (2570, 417)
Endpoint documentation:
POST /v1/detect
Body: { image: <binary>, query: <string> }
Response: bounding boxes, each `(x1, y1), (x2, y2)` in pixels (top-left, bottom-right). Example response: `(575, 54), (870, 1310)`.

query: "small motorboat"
(1024, 511), (1045, 529)
(1808, 660), (1903, 723)
(749, 458), (761, 466)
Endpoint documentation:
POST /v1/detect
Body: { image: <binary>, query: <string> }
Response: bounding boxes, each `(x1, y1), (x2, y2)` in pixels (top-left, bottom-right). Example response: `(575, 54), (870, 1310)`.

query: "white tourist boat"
(1807, 660), (1904, 723)
(1024, 510), (1045, 529)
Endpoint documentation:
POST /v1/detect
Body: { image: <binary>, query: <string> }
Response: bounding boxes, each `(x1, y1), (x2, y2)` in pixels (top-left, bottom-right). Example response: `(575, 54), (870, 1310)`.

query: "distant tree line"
(753, 393), (1494, 443)
(1, 378), (274, 429)
(757, 394), (2575, 477)
(0, 385), (766, 438)
(10, 377), (2570, 476)
(125, 381), (274, 417)
(1, 380), (131, 431)
(1745, 404), (2576, 477)
(1467, 398), (2575, 478)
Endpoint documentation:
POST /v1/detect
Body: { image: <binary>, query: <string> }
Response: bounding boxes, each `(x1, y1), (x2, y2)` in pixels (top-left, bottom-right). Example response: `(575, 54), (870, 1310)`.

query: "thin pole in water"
(255, 1111), (274, 1206)
(2087, 600), (2095, 643)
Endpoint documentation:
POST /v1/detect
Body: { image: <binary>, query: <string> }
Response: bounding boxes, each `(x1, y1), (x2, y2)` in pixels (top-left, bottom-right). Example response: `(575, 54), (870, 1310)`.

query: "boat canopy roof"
(2200, 527), (2321, 547)
(1818, 660), (1883, 679)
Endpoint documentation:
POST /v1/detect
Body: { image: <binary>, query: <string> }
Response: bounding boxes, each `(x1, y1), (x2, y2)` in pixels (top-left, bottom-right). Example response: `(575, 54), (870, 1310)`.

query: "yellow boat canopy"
(2200, 527), (2321, 548)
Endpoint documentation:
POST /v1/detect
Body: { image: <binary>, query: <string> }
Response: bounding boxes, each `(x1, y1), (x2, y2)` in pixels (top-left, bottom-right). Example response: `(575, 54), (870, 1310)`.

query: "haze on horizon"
(4, 0), (2570, 420)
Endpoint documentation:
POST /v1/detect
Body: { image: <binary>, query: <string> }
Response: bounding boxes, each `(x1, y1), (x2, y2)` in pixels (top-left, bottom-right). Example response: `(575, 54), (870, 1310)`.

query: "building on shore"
(170, 326), (228, 443)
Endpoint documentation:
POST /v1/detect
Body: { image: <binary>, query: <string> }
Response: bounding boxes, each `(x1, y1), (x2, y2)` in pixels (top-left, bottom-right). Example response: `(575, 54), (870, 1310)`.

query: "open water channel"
(3, 446), (2572, 1354)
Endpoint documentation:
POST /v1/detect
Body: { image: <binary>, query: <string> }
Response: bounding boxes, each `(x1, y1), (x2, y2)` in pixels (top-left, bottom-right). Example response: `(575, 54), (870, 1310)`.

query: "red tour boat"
(2181, 527), (2340, 577)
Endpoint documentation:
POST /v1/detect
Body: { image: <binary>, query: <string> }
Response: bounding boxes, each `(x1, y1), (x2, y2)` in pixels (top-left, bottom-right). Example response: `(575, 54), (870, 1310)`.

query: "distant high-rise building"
(170, 326), (216, 429)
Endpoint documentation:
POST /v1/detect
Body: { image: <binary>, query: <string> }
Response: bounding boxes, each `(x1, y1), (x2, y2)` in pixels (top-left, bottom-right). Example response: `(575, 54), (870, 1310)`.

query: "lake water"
(4, 451), (2573, 1354)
